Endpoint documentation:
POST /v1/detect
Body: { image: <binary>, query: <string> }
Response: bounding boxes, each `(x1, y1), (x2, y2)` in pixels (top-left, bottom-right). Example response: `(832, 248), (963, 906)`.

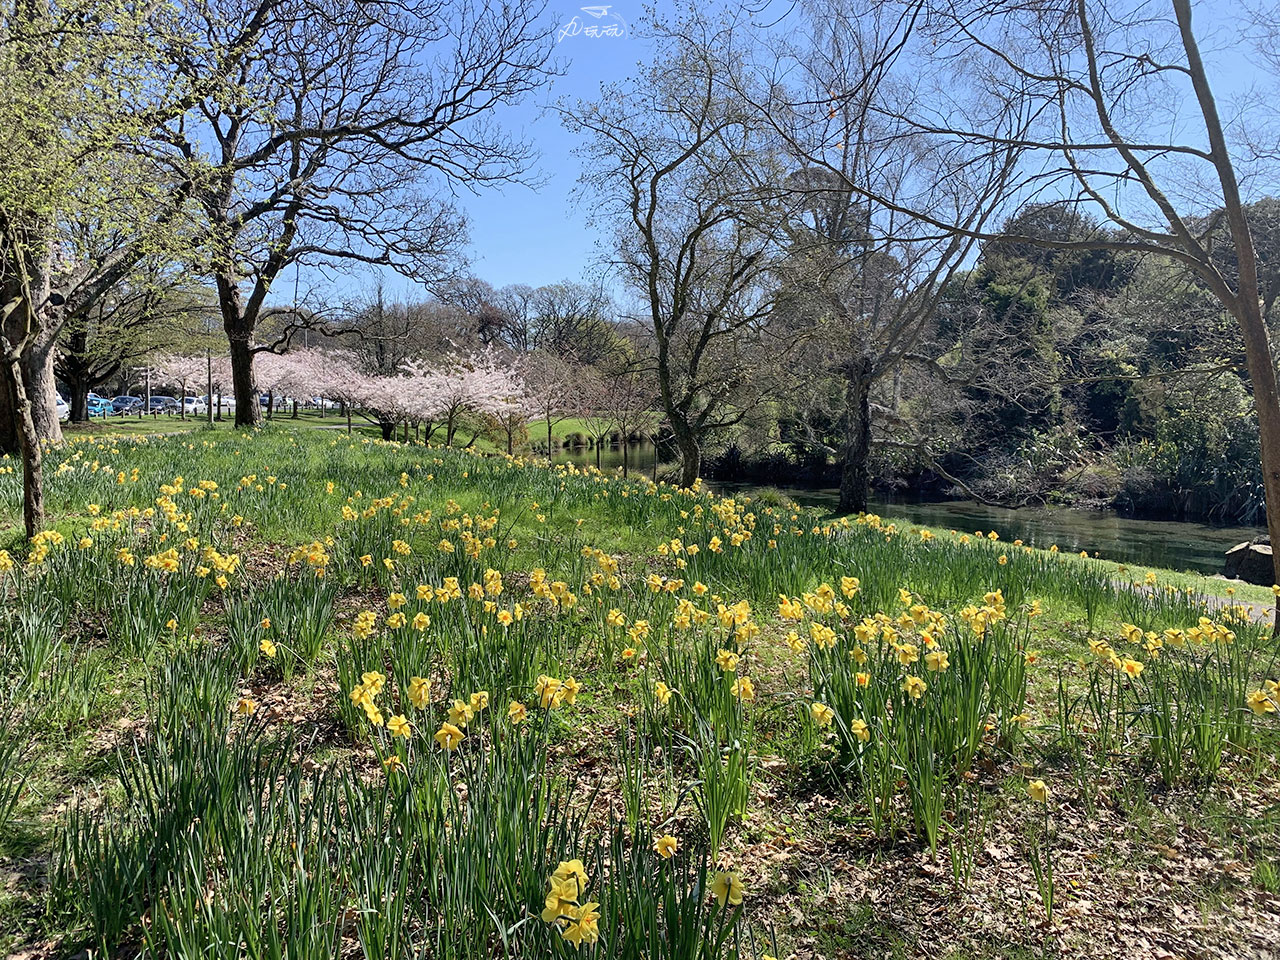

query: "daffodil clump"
(540, 860), (601, 948)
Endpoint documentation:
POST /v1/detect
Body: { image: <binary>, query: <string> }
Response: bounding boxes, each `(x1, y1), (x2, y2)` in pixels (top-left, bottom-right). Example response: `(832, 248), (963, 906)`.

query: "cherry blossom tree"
(426, 349), (527, 447)
(234, 346), (527, 443)
(152, 353), (210, 418)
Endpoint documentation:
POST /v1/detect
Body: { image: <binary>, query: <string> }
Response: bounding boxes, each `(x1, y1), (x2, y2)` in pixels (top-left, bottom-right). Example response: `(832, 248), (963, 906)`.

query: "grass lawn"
(1, 428), (1278, 959)
(61, 407), (365, 437)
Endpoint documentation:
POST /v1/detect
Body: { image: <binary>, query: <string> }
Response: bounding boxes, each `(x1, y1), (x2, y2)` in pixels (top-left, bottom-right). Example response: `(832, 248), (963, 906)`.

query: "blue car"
(86, 396), (113, 418)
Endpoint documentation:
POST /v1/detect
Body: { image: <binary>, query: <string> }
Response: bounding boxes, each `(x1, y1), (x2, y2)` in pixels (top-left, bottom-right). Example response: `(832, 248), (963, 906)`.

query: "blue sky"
(355, 0), (1267, 304)
(459, 4), (652, 291)
(353, 4), (654, 304)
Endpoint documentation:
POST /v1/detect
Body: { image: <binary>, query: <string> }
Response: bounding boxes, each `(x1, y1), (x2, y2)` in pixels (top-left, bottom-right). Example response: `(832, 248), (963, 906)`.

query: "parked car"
(86, 396), (113, 418)
(56, 394), (69, 421)
(148, 395), (180, 413)
(112, 395), (143, 413)
(182, 396), (208, 415)
(208, 393), (236, 412)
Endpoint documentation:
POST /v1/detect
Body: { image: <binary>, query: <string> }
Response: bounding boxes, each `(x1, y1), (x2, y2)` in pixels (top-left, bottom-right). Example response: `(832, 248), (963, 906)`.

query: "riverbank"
(544, 443), (1266, 578)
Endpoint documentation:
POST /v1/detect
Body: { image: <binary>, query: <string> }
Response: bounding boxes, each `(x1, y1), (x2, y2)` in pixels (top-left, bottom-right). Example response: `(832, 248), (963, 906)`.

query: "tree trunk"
(0, 364), (14, 453)
(62, 328), (92, 423)
(292, 399), (298, 419)
(667, 415), (701, 488)
(23, 338), (62, 444)
(70, 380), (90, 424)
(1172, 0), (1280, 630)
(380, 419), (395, 441)
(1230, 290), (1280, 609)
(227, 336), (260, 427)
(837, 357), (874, 515)
(622, 441), (629, 477)
(547, 419), (553, 459)
(3, 358), (44, 537)
(266, 389), (274, 420)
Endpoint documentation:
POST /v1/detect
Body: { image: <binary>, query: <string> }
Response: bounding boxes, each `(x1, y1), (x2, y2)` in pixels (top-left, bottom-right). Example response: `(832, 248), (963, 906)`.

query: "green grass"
(61, 406), (363, 436)
(1, 428), (1278, 958)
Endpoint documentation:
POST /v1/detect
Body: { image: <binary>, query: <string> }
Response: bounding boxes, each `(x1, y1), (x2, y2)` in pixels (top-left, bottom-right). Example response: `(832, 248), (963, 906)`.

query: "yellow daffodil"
(541, 875), (579, 923)
(653, 834), (678, 859)
(810, 702), (835, 727)
(387, 715), (411, 738)
(1247, 690), (1276, 715)
(433, 722), (465, 751)
(560, 901), (600, 948)
(408, 676), (431, 709)
(448, 699), (474, 727)
(561, 676), (582, 704)
(710, 871), (744, 907)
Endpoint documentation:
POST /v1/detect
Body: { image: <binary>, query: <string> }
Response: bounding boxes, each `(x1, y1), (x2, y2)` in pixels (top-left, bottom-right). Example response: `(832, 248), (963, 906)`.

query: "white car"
(183, 396), (208, 415)
(56, 394), (69, 421)
(209, 394), (235, 412)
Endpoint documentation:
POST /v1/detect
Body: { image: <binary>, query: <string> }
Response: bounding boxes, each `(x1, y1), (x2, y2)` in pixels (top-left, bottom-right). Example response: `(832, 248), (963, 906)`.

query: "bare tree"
(600, 367), (659, 478)
(151, 0), (556, 426)
(523, 350), (582, 457)
(564, 17), (795, 487)
(576, 366), (617, 471)
(528, 281), (621, 365)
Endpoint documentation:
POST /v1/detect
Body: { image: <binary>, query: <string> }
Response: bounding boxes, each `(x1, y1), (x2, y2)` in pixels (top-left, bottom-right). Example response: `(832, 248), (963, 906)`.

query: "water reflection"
(550, 445), (1260, 574)
(554, 442), (662, 477)
(762, 487), (1258, 575)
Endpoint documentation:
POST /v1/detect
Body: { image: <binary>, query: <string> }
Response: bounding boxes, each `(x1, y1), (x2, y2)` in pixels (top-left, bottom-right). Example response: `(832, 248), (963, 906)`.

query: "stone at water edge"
(1224, 537), (1274, 586)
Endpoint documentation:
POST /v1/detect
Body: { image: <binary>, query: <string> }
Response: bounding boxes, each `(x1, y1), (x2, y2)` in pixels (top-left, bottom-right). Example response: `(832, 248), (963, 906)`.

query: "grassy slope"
(39, 418), (1275, 602)
(2, 429), (1278, 958)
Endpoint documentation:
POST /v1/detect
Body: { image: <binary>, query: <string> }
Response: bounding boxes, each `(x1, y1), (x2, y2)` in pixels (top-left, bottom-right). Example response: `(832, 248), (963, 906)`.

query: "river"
(552, 444), (1262, 575)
